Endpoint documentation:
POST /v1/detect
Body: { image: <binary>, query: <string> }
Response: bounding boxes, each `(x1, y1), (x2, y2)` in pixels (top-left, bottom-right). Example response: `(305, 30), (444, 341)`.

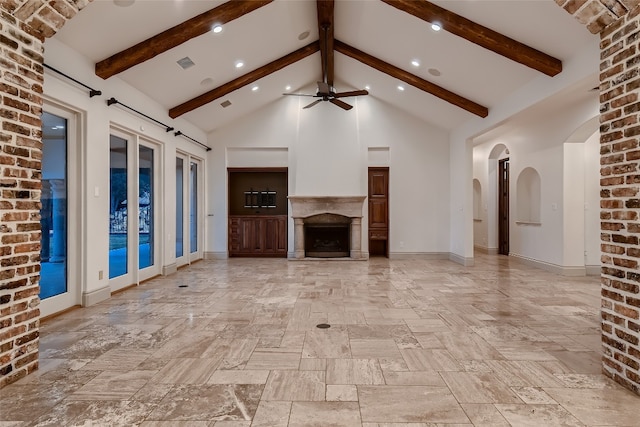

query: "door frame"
(39, 100), (83, 318)
(498, 158), (510, 255)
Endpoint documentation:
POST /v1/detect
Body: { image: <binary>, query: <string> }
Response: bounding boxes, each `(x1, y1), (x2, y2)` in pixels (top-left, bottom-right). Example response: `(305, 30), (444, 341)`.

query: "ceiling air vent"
(177, 57), (195, 70)
(220, 100), (232, 108)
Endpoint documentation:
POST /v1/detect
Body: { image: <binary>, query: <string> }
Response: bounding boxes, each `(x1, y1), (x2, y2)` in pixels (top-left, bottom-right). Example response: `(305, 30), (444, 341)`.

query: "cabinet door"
(368, 169), (388, 230)
(229, 217), (241, 253)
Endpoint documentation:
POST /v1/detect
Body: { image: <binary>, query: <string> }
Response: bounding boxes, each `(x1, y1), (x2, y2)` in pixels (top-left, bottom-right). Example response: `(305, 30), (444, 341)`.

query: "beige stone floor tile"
(350, 339), (402, 358)
(150, 358), (220, 384)
(543, 386), (640, 425)
(326, 358), (385, 385)
(494, 404), (584, 426)
(383, 370), (445, 386)
(29, 400), (154, 426)
(302, 329), (351, 358)
(140, 422), (211, 427)
(326, 384), (358, 401)
(131, 382), (173, 403)
(68, 370), (155, 401)
(440, 371), (521, 404)
(250, 401), (291, 427)
(460, 403), (510, 426)
(511, 386), (558, 404)
(261, 370), (325, 401)
(245, 351), (300, 370)
(146, 384), (262, 422)
(485, 360), (566, 387)
(207, 369), (269, 384)
(400, 349), (461, 371)
(378, 357), (409, 371)
(358, 385), (470, 423)
(299, 358), (327, 370)
(212, 421), (250, 427)
(289, 401), (362, 427)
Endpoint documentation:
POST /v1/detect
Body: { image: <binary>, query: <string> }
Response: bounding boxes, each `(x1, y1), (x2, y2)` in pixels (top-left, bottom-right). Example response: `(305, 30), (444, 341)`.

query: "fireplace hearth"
(289, 196), (366, 260)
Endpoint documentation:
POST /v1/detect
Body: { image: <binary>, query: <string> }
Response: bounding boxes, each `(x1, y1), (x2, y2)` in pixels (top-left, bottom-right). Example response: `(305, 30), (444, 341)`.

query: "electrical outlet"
(98, 270), (103, 280)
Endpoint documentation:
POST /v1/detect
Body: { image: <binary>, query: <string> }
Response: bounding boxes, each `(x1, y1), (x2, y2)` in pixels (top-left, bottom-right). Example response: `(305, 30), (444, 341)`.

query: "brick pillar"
(1, 0), (92, 389)
(0, 10), (45, 388)
(598, 6), (640, 394)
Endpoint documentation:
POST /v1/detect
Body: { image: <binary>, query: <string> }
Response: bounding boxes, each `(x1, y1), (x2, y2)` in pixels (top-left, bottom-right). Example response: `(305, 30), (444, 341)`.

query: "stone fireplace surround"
(289, 196), (367, 259)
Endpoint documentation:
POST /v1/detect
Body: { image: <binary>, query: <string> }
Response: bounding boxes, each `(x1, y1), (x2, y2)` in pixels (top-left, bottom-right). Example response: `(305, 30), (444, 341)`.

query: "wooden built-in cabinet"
(368, 167), (389, 257)
(228, 168), (288, 258)
(228, 215), (287, 257)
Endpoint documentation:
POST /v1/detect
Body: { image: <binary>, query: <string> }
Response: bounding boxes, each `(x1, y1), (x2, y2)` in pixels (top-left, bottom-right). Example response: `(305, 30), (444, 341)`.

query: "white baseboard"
(82, 285), (111, 307)
(204, 251), (228, 260)
(510, 253), (586, 276)
(162, 263), (178, 276)
(449, 252), (474, 266)
(585, 265), (600, 276)
(474, 245), (498, 255)
(389, 252), (450, 260)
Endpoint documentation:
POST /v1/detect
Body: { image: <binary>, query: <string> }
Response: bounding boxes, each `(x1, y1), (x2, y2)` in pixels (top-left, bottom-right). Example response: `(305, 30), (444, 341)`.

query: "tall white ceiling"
(52, 0), (597, 134)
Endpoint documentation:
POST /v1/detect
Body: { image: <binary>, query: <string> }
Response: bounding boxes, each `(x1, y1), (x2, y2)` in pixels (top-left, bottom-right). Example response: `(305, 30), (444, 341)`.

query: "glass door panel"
(176, 157), (184, 260)
(109, 135), (128, 279)
(40, 112), (67, 299)
(139, 145), (154, 269)
(190, 161), (198, 254)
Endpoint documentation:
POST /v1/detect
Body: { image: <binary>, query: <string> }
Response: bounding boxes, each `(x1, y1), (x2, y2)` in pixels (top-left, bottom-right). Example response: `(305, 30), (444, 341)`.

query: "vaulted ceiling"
(52, 0), (596, 133)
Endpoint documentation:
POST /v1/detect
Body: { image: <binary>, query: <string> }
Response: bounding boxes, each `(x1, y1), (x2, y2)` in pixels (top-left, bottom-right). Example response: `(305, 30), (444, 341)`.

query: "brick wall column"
(0, 9), (45, 388)
(0, 0), (92, 389)
(598, 5), (640, 394)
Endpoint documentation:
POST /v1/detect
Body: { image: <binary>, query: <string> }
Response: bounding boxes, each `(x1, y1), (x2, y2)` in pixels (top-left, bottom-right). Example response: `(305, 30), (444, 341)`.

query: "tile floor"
(1, 254), (639, 426)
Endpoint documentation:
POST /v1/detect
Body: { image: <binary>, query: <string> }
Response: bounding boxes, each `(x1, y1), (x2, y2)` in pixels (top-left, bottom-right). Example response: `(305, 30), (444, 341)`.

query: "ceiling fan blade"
(317, 81), (331, 94)
(303, 99), (323, 109)
(333, 89), (369, 98)
(283, 93), (316, 97)
(330, 98), (353, 110)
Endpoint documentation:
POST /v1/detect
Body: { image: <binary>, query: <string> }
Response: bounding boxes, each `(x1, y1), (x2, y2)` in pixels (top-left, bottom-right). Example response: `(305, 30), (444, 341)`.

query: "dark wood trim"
(227, 167), (288, 173)
(169, 41), (320, 118)
(316, 0), (335, 86)
(381, 0), (562, 77)
(95, 0), (273, 79)
(334, 40), (488, 118)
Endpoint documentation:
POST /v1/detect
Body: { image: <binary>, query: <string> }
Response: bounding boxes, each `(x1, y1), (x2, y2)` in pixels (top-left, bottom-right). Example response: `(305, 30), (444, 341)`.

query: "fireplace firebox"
(304, 223), (350, 257)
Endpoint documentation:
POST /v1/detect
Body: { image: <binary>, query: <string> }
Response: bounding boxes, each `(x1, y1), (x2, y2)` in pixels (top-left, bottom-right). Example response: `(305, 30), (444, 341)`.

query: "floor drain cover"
(178, 285), (188, 288)
(316, 323), (331, 329)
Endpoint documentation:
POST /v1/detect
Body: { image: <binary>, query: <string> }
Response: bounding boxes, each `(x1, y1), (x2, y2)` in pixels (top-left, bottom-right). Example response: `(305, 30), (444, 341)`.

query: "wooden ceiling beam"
(169, 41), (320, 118)
(334, 40), (488, 118)
(316, 0), (335, 86)
(95, 0), (273, 79)
(381, 0), (562, 77)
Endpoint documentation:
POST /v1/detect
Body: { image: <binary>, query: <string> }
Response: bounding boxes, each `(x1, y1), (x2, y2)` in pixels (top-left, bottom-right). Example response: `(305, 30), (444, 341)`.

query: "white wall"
(44, 38), (207, 305)
(207, 95), (451, 257)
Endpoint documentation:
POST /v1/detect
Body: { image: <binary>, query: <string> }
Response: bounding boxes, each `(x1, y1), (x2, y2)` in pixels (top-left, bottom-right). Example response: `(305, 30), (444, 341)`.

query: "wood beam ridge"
(334, 40), (488, 118)
(169, 41), (320, 118)
(95, 0), (274, 79)
(381, 0), (562, 77)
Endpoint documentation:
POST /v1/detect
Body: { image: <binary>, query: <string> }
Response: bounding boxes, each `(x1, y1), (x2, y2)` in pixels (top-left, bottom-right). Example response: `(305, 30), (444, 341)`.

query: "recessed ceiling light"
(200, 77), (214, 86)
(397, 85), (405, 91)
(251, 85), (259, 91)
(212, 24), (223, 33)
(113, 0), (135, 6)
(428, 68), (442, 77)
(285, 85), (292, 91)
(298, 30), (310, 41)
(364, 85), (370, 91)
(411, 59), (420, 67)
(235, 60), (244, 69)
(431, 23), (442, 31)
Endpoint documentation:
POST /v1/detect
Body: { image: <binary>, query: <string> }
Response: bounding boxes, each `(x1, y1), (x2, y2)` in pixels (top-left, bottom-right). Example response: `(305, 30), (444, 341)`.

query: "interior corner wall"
(206, 96), (451, 257)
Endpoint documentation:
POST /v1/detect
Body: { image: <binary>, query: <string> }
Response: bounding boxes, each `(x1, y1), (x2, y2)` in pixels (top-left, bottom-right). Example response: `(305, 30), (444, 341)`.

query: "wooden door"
(498, 158), (509, 255)
(368, 167), (389, 257)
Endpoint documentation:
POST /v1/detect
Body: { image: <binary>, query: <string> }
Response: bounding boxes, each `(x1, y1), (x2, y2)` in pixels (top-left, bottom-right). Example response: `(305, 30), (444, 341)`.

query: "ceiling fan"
(283, 23), (368, 111)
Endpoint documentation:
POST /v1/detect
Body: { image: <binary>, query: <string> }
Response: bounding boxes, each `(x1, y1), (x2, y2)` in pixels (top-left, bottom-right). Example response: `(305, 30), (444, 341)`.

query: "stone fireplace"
(289, 196), (366, 259)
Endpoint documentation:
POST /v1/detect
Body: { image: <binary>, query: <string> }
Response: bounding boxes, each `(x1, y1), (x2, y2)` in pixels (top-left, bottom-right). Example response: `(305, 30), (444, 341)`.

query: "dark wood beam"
(316, 0), (335, 86)
(96, 0), (273, 79)
(169, 41), (320, 118)
(334, 40), (488, 118)
(381, 0), (562, 77)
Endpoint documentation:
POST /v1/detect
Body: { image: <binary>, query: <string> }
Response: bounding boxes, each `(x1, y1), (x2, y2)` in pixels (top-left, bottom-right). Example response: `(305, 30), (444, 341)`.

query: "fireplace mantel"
(288, 196), (367, 259)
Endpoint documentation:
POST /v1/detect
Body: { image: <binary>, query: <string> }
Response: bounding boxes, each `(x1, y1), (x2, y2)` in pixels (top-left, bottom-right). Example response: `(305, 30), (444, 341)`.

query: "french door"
(39, 104), (81, 317)
(176, 154), (203, 266)
(109, 129), (161, 291)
